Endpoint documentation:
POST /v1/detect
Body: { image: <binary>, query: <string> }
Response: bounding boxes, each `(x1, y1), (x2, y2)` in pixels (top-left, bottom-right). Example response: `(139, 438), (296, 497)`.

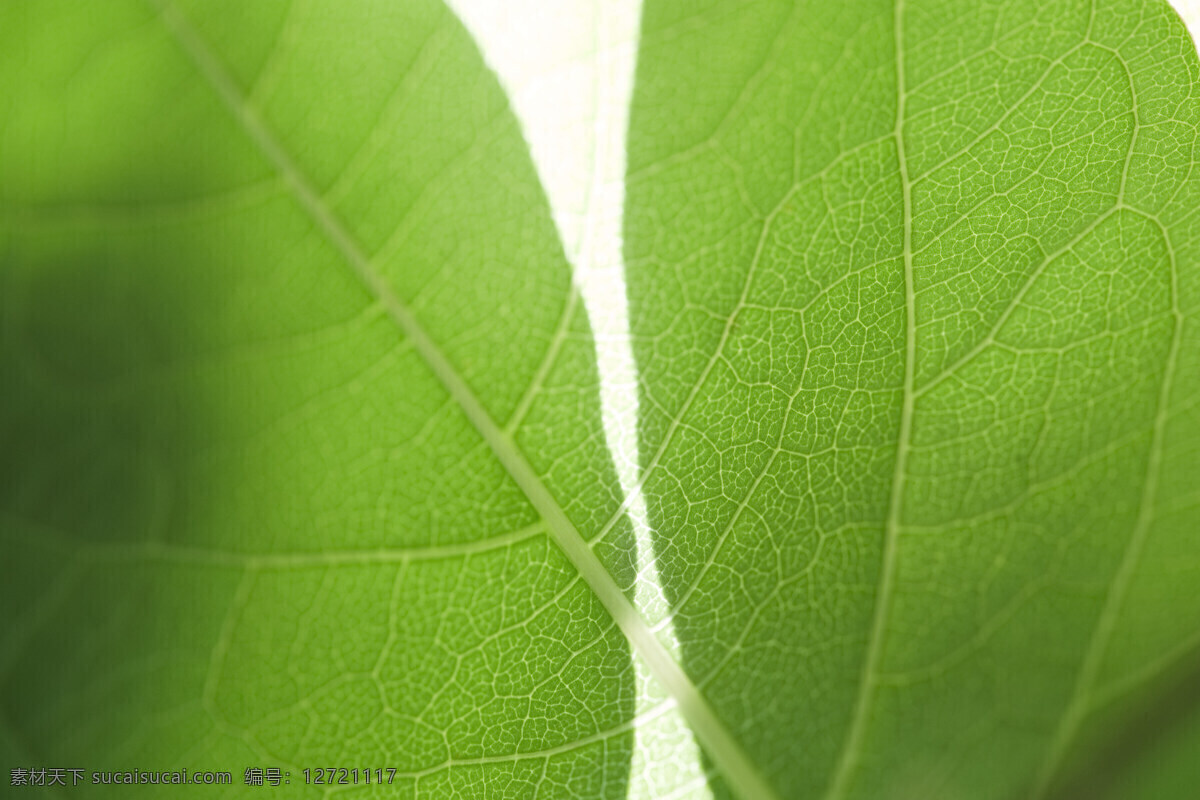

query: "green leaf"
(2, 1), (639, 796)
(625, 0), (1200, 797)
(2, 1), (1199, 800)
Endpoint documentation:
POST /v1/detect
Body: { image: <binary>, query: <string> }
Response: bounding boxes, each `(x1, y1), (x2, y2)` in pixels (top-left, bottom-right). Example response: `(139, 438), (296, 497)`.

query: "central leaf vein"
(825, 0), (916, 796)
(148, 2), (780, 797)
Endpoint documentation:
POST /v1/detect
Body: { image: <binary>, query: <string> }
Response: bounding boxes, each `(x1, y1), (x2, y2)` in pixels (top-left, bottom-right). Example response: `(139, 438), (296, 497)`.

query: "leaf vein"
(147, 3), (780, 797)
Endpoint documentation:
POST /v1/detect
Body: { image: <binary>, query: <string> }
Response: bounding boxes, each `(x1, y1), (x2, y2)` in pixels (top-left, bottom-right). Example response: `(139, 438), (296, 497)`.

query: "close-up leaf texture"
(2, 1), (1200, 798)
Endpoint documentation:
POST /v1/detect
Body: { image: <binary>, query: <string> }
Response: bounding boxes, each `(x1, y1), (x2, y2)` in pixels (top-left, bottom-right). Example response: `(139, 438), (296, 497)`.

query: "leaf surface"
(2, 1), (640, 797)
(625, 0), (1200, 797)
(2, 1), (1200, 800)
